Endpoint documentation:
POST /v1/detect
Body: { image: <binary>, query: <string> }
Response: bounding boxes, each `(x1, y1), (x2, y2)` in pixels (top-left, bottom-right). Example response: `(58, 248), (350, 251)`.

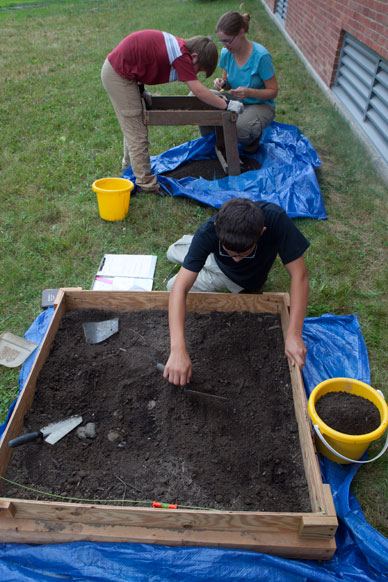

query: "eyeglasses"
(218, 241), (257, 259)
(217, 36), (236, 46)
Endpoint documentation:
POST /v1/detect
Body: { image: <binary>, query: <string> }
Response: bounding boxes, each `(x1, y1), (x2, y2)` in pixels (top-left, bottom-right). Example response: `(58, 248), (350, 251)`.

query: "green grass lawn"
(1, 0), (388, 536)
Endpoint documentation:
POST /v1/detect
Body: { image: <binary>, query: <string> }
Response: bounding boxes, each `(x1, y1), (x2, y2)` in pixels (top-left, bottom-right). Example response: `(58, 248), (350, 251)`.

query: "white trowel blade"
(42, 416), (83, 445)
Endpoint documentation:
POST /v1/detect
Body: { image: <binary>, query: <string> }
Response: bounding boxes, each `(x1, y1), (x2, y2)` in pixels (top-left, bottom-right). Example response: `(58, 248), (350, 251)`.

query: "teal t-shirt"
(219, 42), (275, 106)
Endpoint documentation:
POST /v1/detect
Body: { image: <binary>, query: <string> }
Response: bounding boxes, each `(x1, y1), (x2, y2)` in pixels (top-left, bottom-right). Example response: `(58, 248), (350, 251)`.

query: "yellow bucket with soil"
(92, 177), (134, 221)
(308, 377), (388, 464)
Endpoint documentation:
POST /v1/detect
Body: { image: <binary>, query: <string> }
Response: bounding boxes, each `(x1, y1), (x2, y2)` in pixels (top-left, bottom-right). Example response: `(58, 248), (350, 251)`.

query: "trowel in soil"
(8, 415), (83, 448)
(83, 318), (119, 344)
(156, 363), (228, 402)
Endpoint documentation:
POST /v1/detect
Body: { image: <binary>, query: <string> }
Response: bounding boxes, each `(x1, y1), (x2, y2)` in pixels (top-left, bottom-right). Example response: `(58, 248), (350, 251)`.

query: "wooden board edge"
(298, 515), (338, 538)
(0, 500), (16, 518)
(277, 294), (331, 514)
(0, 298), (67, 478)
(321, 484), (336, 517)
(0, 517), (336, 559)
(145, 111), (232, 126)
(0, 497), (335, 537)
(61, 289), (286, 315)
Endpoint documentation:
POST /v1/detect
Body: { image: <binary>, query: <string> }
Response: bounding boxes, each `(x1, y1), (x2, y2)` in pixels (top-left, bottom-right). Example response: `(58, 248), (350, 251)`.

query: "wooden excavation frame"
(143, 96), (241, 176)
(0, 290), (337, 559)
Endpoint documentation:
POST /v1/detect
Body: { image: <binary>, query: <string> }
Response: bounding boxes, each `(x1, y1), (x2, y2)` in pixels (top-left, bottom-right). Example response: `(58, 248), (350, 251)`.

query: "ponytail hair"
(216, 11), (250, 36)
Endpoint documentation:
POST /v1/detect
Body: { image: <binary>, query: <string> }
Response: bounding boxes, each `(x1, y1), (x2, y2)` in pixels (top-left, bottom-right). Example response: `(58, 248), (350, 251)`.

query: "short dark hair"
(216, 11), (250, 36)
(184, 36), (218, 78)
(215, 198), (264, 252)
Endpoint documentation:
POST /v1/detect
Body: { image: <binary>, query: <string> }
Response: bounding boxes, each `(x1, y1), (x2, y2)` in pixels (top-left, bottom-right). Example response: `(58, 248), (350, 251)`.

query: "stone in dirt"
(3, 309), (311, 513)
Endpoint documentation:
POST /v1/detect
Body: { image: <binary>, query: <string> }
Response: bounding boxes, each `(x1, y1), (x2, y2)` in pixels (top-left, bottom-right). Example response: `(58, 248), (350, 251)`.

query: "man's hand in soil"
(164, 350), (192, 387)
(284, 256), (309, 369)
(167, 267), (198, 386)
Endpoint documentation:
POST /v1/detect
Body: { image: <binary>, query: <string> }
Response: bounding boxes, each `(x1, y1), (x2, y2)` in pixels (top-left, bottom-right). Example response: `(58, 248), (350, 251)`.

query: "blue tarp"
(0, 310), (387, 581)
(122, 121), (327, 220)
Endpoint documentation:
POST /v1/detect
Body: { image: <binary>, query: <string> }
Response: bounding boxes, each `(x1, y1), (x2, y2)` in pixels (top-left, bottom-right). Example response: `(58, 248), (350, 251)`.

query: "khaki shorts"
(166, 235), (243, 293)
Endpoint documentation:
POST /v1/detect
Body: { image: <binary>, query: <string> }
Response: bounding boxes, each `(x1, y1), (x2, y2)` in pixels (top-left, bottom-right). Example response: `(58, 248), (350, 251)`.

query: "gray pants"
(101, 59), (158, 190)
(198, 90), (275, 146)
(166, 235), (243, 293)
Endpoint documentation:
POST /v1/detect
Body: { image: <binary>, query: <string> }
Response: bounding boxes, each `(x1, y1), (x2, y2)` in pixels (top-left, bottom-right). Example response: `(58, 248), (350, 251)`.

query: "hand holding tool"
(156, 363), (228, 402)
(214, 77), (225, 91)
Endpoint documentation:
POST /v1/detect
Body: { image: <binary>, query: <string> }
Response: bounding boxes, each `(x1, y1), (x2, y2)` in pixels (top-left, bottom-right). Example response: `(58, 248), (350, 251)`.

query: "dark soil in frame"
(3, 308), (312, 513)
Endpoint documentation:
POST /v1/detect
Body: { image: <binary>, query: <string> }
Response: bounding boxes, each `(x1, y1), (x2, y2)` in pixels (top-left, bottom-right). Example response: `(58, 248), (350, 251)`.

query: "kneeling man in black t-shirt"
(164, 198), (310, 386)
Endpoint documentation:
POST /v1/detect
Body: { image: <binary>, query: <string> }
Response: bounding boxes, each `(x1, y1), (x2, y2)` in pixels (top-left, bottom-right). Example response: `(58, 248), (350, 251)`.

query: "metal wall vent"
(333, 33), (388, 164)
(275, 0), (288, 23)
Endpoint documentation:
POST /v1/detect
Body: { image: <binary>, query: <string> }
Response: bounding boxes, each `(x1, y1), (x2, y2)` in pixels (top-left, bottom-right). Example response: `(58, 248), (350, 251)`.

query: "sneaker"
(136, 184), (164, 196)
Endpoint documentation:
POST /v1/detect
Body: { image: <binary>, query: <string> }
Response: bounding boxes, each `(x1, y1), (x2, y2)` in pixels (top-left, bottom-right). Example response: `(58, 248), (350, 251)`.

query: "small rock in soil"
(76, 423), (96, 439)
(107, 431), (120, 442)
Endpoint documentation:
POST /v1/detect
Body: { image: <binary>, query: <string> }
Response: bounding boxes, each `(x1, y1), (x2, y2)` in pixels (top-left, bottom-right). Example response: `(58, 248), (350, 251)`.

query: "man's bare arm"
(165, 267), (198, 386)
(284, 256), (309, 368)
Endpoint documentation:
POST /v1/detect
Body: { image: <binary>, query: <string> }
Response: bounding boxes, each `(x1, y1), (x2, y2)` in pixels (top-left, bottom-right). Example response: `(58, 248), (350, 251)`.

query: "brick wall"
(263, 0), (388, 86)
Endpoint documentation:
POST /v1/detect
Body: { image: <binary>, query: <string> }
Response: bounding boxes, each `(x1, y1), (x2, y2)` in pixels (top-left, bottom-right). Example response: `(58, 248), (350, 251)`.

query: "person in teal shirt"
(214, 10), (278, 153)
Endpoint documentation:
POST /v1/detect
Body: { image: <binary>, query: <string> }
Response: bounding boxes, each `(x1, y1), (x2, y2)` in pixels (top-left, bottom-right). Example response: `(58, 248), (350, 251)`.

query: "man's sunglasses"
(218, 241), (257, 259)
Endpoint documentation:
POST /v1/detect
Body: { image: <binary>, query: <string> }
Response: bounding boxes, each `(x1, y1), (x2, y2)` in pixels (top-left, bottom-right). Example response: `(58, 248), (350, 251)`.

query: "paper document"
(91, 254), (157, 291)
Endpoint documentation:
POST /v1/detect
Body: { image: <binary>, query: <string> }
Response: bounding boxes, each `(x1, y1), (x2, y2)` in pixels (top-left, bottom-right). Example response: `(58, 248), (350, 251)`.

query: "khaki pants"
(197, 90), (275, 146)
(101, 59), (158, 190)
(166, 235), (243, 293)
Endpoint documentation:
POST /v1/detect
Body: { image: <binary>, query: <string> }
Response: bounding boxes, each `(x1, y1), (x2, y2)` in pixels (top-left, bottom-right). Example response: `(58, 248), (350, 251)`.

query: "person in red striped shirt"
(101, 30), (243, 193)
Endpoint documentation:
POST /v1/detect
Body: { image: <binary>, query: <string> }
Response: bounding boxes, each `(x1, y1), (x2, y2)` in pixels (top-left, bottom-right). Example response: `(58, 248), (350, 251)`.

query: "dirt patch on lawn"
(3, 308), (312, 513)
(162, 156), (260, 181)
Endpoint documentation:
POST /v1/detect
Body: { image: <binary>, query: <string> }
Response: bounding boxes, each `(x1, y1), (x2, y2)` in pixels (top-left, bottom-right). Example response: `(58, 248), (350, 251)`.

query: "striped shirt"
(108, 29), (198, 85)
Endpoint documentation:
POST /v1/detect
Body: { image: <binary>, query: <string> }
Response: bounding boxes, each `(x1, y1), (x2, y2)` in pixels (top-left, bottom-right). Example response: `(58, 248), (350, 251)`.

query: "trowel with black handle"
(8, 415), (83, 448)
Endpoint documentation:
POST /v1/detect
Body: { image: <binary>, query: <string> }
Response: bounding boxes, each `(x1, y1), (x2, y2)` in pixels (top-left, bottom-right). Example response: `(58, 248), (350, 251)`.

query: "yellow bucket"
(92, 177), (134, 221)
(308, 378), (388, 464)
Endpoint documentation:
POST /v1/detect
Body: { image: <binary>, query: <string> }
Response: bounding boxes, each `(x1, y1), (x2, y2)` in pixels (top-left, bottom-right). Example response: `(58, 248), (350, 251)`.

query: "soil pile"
(316, 392), (380, 434)
(4, 309), (311, 513)
(162, 156), (260, 181)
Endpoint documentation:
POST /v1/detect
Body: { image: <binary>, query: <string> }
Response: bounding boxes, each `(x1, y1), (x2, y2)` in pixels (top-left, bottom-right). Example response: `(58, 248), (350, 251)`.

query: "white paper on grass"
(91, 254), (157, 292)
(97, 254), (157, 278)
(92, 277), (154, 291)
